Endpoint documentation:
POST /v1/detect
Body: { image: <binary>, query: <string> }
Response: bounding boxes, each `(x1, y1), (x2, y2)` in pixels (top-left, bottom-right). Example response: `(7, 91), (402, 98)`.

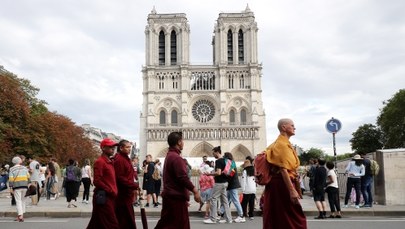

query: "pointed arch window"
(238, 29), (244, 63)
(171, 110), (178, 126)
(240, 109), (247, 125)
(227, 29), (233, 64)
(159, 110), (166, 125)
(240, 74), (245, 89)
(170, 31), (177, 65)
(228, 74), (234, 89)
(159, 31), (165, 65)
(229, 110), (235, 125)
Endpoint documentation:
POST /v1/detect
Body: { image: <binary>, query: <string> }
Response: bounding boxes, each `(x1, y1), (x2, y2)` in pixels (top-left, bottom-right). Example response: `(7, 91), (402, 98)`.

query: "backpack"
(66, 166), (76, 181)
(254, 151), (272, 185)
(152, 167), (161, 180)
(222, 158), (236, 177)
(370, 159), (380, 176)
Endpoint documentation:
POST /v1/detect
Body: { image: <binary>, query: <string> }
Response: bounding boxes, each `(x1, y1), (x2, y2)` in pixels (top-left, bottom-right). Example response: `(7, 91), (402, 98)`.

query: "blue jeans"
(219, 188), (243, 217)
(361, 176), (373, 206)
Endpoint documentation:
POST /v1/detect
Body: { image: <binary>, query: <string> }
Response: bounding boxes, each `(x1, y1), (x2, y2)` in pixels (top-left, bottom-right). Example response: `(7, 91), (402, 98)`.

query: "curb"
(2, 209), (405, 218)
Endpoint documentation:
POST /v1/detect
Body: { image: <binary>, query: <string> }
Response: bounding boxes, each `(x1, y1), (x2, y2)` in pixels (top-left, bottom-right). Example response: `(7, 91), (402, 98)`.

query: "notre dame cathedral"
(140, 6), (267, 161)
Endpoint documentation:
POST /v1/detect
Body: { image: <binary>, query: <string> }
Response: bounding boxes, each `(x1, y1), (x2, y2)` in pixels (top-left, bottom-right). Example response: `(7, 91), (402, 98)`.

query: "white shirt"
(327, 169), (338, 188)
(29, 160), (41, 182)
(241, 169), (256, 194)
(81, 165), (91, 178)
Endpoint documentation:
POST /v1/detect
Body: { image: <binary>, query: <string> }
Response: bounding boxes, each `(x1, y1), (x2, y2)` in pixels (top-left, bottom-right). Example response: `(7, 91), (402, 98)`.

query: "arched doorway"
(189, 141), (214, 157)
(230, 144), (252, 161)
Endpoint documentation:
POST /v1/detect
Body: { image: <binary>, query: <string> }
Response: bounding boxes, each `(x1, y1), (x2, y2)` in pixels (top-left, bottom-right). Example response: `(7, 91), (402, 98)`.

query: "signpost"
(326, 117), (342, 168)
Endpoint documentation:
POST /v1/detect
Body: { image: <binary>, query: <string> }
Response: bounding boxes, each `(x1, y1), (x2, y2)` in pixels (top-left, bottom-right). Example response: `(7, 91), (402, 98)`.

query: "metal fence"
(142, 173), (360, 198)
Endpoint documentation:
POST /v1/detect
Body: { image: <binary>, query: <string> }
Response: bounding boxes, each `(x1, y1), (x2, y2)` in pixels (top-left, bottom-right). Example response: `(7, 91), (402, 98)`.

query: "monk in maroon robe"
(155, 132), (201, 229)
(114, 140), (139, 229)
(262, 119), (307, 229)
(87, 138), (119, 229)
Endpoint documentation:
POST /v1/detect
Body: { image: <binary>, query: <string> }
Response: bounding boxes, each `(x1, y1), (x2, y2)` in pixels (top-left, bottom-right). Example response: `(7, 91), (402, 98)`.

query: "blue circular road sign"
(326, 118), (342, 133)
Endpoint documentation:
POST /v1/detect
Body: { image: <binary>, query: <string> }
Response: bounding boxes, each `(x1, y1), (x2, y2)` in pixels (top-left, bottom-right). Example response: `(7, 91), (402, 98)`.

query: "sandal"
(17, 215), (24, 222)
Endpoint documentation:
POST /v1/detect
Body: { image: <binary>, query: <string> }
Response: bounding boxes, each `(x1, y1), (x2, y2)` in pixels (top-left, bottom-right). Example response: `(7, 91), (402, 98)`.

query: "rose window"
(192, 99), (215, 123)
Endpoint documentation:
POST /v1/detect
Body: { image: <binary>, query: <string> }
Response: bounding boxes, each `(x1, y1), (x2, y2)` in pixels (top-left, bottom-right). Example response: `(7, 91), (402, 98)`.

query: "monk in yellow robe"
(262, 118), (307, 229)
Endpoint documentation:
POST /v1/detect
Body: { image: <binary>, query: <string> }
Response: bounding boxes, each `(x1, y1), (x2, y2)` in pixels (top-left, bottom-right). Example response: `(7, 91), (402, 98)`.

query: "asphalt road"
(1, 216), (405, 229)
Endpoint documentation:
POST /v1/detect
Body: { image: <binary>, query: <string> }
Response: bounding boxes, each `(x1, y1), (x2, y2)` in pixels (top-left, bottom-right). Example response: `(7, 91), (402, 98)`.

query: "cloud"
(1, 0), (404, 156)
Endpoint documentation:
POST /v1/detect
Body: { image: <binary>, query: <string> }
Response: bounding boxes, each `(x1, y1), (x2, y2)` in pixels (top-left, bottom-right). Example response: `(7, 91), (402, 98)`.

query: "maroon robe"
(263, 175), (307, 229)
(87, 156), (119, 229)
(155, 148), (195, 229)
(114, 152), (139, 229)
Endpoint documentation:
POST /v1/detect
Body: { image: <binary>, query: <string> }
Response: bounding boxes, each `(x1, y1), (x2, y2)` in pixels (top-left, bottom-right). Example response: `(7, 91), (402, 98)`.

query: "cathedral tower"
(140, 6), (267, 161)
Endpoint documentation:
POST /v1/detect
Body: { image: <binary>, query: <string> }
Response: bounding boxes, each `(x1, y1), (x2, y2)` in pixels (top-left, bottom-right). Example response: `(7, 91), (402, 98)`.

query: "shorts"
(200, 188), (213, 203)
(313, 188), (325, 202)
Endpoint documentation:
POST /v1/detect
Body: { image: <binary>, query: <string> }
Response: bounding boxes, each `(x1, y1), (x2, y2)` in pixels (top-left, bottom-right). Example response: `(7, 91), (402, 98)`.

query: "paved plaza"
(1, 191), (404, 219)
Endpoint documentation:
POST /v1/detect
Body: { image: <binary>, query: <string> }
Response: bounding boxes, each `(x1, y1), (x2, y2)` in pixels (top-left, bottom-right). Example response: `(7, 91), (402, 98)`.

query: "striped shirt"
(8, 165), (30, 189)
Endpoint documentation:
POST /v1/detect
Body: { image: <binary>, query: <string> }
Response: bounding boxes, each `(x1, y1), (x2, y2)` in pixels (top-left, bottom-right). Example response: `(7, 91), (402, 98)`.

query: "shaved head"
(277, 118), (293, 131)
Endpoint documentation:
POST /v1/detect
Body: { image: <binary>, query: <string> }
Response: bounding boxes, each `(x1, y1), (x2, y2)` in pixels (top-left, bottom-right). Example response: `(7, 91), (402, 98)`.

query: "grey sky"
(1, 0), (404, 156)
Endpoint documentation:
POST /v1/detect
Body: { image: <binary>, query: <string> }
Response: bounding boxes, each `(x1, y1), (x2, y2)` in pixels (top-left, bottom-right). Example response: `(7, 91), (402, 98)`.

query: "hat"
(100, 138), (118, 148)
(199, 164), (214, 174)
(12, 157), (22, 165)
(353, 154), (362, 160)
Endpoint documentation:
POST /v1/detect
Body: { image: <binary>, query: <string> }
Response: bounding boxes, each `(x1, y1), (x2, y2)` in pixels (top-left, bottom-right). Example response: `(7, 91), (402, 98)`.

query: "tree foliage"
(299, 147), (352, 165)
(377, 89), (405, 149)
(0, 68), (98, 165)
(350, 124), (383, 154)
(299, 147), (326, 165)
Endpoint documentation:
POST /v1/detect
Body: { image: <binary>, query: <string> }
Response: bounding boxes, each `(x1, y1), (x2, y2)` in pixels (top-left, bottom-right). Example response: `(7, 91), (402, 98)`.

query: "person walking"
(144, 154), (157, 207)
(45, 161), (57, 200)
(132, 157), (141, 207)
(153, 159), (163, 205)
(325, 161), (342, 218)
(87, 138), (119, 229)
(155, 132), (201, 229)
(50, 158), (61, 197)
(8, 156), (30, 222)
(65, 159), (82, 208)
(262, 118), (307, 229)
(313, 158), (327, 219)
(241, 158), (256, 220)
(114, 140), (139, 229)
(203, 146), (232, 224)
(28, 157), (41, 205)
(343, 154), (365, 209)
(219, 152), (245, 223)
(198, 162), (214, 218)
(81, 159), (93, 204)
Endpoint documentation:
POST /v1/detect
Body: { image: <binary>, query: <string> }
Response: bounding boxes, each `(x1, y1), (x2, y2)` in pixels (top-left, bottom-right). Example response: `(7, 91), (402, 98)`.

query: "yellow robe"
(265, 134), (300, 178)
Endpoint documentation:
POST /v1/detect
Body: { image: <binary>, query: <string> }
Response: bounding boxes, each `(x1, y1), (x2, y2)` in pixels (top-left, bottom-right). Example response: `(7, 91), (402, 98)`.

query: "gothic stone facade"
(140, 7), (267, 161)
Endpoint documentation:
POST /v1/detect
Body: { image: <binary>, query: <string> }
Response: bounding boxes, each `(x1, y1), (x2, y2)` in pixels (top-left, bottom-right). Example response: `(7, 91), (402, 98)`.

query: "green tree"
(0, 67), (98, 165)
(299, 147), (325, 165)
(377, 89), (405, 148)
(350, 124), (383, 154)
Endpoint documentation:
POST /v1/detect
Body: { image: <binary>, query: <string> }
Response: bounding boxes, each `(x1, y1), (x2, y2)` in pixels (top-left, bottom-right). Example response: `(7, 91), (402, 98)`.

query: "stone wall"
(375, 148), (405, 205)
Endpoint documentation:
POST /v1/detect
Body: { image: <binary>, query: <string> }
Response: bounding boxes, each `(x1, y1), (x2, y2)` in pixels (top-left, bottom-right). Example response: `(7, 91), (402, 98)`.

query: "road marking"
(0, 219), (69, 223)
(308, 219), (405, 222)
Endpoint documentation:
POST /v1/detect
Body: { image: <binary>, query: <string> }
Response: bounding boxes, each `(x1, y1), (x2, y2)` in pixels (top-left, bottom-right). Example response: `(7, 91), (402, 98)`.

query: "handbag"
(95, 189), (106, 205)
(25, 184), (37, 197)
(0, 175), (7, 191)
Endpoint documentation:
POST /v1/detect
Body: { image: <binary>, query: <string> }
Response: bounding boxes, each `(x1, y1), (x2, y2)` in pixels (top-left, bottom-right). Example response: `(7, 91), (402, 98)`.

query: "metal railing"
(140, 173), (370, 198)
